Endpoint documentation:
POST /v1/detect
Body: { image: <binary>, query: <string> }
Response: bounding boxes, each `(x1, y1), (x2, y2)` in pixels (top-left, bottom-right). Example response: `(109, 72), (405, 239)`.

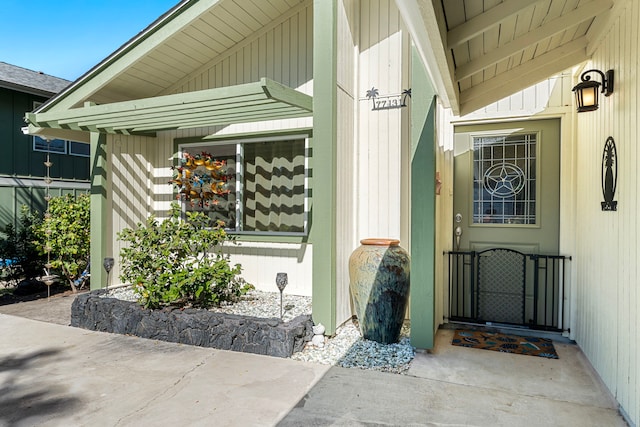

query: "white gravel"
(291, 320), (414, 374)
(103, 286), (415, 373)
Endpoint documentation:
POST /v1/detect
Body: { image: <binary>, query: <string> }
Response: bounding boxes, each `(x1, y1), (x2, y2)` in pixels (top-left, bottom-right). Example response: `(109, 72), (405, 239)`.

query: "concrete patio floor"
(0, 294), (627, 426)
(279, 328), (626, 426)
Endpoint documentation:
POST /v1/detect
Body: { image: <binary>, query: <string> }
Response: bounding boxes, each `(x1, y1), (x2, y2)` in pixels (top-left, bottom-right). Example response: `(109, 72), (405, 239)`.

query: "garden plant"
(118, 203), (252, 309)
(35, 193), (91, 292)
(0, 206), (46, 283)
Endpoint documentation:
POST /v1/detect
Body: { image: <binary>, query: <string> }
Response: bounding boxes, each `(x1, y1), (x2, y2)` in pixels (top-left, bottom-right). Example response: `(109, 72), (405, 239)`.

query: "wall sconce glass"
(572, 69), (614, 112)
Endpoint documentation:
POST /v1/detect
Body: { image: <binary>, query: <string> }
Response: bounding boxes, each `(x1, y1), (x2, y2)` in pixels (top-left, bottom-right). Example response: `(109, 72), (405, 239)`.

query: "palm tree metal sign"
(601, 136), (618, 211)
(365, 87), (411, 110)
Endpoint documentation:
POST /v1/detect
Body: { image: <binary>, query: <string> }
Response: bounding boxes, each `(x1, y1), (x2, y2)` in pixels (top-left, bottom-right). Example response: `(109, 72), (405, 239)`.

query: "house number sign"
(365, 87), (411, 111)
(601, 136), (618, 211)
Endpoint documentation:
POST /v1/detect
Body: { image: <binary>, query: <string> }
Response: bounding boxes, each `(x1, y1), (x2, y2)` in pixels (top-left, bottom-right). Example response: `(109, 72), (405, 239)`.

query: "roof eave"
(0, 82), (57, 98)
(34, 0), (199, 115)
(396, 0), (460, 115)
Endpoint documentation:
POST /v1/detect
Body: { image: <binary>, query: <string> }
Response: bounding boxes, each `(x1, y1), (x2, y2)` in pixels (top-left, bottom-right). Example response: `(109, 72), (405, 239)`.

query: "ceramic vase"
(348, 238), (410, 344)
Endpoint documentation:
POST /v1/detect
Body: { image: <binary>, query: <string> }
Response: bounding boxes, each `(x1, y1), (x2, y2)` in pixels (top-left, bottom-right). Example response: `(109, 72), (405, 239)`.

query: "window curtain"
(242, 140), (305, 232)
(208, 154), (236, 228)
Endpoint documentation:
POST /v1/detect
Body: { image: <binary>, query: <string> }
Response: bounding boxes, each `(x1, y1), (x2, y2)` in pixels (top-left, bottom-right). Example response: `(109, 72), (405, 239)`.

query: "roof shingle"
(0, 62), (70, 96)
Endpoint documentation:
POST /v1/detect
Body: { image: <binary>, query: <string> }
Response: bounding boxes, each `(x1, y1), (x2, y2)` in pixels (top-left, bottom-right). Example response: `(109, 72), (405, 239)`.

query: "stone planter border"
(71, 291), (313, 358)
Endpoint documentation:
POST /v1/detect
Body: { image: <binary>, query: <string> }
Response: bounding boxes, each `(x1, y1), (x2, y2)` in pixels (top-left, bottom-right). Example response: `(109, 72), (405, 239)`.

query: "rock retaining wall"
(71, 291), (313, 358)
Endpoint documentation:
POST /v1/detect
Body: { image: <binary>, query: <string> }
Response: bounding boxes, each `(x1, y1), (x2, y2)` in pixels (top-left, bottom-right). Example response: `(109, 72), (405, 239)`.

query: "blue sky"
(1, 0), (178, 81)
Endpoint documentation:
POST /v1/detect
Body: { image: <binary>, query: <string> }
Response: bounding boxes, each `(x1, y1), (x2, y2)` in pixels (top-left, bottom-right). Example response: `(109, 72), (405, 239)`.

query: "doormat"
(451, 329), (559, 359)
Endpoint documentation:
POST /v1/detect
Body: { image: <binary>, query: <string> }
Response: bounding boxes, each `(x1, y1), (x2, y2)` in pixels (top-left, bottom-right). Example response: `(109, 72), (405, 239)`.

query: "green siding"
(0, 89), (16, 174)
(12, 91), (31, 176)
(0, 186), (88, 230)
(410, 47), (437, 350)
(89, 132), (108, 291)
(310, 0), (338, 334)
(0, 87), (89, 181)
(0, 86), (90, 232)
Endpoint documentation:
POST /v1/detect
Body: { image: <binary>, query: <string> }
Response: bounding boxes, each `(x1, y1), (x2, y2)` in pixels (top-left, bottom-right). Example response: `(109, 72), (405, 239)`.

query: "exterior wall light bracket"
(572, 69), (614, 112)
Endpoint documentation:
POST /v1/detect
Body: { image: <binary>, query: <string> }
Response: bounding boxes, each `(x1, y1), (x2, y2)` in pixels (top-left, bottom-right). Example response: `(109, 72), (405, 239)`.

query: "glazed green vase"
(349, 238), (410, 344)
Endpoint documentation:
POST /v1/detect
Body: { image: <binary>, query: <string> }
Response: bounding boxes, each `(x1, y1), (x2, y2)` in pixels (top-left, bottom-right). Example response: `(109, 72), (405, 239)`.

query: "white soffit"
(399, 0), (614, 115)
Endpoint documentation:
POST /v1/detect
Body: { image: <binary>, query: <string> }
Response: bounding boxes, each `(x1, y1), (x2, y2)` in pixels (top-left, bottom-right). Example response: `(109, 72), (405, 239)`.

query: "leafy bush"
(0, 206), (46, 282)
(34, 193), (91, 291)
(117, 203), (252, 309)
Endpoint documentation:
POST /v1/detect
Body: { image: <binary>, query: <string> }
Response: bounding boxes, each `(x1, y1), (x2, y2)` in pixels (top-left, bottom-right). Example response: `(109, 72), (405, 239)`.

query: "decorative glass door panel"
(473, 134), (536, 225)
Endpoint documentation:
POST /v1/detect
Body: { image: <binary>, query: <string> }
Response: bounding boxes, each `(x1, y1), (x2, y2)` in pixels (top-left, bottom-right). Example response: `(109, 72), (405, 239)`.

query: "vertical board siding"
(109, 134), (156, 282)
(168, 4), (313, 137)
(573, 2), (638, 424)
(223, 242), (312, 296)
(357, 0), (409, 241)
(335, 0), (359, 326)
(168, 4), (313, 98)
(0, 87), (90, 230)
(0, 185), (89, 231)
(455, 72), (574, 121)
(435, 103), (454, 327)
(134, 6), (316, 297)
(0, 88), (89, 181)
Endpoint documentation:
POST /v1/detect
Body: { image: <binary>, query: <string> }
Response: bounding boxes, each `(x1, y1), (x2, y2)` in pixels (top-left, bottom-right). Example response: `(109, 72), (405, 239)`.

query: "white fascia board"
(34, 0), (205, 114)
(395, 0), (460, 115)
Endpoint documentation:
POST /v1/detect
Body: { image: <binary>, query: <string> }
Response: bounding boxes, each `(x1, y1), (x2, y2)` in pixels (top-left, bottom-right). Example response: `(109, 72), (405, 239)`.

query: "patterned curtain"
(207, 154), (236, 229)
(242, 140), (305, 232)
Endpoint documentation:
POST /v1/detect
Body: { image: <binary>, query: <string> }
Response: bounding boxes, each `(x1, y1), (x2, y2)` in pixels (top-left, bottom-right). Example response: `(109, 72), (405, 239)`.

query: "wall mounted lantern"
(572, 69), (614, 112)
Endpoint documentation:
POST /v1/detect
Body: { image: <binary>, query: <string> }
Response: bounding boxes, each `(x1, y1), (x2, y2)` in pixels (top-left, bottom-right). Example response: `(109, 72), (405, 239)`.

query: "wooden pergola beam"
(26, 78), (312, 135)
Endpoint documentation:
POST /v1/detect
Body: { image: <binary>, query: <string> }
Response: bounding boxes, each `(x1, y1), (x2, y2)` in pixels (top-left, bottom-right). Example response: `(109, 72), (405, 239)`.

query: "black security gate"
(447, 248), (570, 332)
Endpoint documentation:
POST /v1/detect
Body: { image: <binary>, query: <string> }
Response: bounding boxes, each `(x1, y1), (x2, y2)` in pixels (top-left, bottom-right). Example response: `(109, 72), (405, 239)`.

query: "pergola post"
(89, 132), (108, 290)
(310, 0), (338, 334)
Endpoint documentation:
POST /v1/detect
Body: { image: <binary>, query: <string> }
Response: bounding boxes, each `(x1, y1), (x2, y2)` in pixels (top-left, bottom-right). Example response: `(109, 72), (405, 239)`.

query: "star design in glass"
(483, 163), (525, 198)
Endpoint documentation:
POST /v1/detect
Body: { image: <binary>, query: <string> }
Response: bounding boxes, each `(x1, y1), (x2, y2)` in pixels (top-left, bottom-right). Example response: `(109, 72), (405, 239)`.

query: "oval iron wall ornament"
(601, 136), (617, 211)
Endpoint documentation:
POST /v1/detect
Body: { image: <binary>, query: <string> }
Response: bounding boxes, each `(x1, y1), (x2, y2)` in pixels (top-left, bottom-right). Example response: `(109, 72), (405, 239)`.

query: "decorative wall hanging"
(170, 151), (233, 208)
(365, 87), (411, 111)
(42, 138), (57, 297)
(601, 136), (617, 211)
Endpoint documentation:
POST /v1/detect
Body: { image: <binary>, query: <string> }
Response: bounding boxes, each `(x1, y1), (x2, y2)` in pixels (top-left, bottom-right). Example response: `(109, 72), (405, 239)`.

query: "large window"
(178, 136), (308, 234)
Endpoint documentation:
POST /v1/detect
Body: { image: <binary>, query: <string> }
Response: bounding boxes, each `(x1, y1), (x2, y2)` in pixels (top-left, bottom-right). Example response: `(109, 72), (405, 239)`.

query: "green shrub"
(117, 203), (252, 309)
(0, 206), (45, 282)
(34, 194), (91, 291)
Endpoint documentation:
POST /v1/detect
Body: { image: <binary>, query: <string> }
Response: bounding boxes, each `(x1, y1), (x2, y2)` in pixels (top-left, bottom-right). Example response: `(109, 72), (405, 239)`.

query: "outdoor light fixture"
(103, 257), (114, 291)
(275, 272), (288, 319)
(572, 69), (614, 112)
